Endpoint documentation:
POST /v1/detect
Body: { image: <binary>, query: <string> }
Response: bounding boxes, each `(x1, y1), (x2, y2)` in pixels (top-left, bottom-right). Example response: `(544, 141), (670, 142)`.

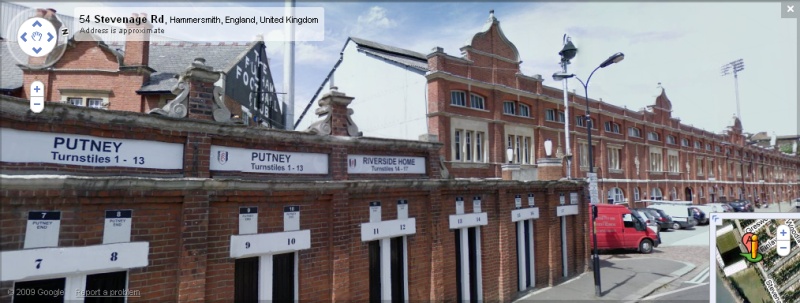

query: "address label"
(449, 212), (488, 229)
(512, 207), (540, 222)
(230, 229), (311, 258)
(0, 242), (149, 282)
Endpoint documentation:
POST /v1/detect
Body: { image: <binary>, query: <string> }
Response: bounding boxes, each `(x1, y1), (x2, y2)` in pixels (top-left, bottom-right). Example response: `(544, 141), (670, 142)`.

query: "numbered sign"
(0, 242), (149, 281)
(369, 201), (381, 223)
(360, 218), (416, 241)
(229, 230), (311, 258)
(557, 205), (579, 217)
(449, 213), (488, 229)
(397, 199), (408, 220)
(512, 207), (540, 222)
(515, 195), (522, 209)
(24, 211), (61, 249)
(528, 193), (535, 206)
(570, 192), (578, 205)
(284, 206), (300, 231)
(103, 210), (132, 244)
(239, 207), (258, 235)
(455, 197), (464, 214)
(473, 196), (482, 213)
(559, 193), (566, 205)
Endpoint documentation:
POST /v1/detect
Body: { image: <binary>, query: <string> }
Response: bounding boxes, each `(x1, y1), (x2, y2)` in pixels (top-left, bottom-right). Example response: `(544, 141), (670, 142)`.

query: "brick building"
(302, 10), (800, 205)
(0, 59), (590, 302)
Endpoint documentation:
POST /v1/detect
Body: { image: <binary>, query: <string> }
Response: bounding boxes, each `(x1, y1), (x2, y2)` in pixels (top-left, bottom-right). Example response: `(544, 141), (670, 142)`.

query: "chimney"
(124, 13), (153, 66)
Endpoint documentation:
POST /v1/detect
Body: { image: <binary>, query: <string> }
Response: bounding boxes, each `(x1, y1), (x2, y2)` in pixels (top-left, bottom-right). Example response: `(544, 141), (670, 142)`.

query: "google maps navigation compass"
(741, 232), (763, 263)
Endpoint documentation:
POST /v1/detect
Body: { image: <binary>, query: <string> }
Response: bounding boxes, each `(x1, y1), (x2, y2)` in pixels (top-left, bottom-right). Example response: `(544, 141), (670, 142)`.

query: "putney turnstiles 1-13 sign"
(225, 41), (284, 128)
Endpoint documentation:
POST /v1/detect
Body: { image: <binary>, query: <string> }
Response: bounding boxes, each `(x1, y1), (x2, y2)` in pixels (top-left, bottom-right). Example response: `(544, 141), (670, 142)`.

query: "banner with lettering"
(209, 145), (328, 174)
(0, 128), (183, 169)
(347, 155), (426, 174)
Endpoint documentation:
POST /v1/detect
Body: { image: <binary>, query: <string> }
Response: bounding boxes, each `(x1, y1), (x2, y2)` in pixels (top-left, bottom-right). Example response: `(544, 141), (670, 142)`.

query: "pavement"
(516, 257), (694, 302)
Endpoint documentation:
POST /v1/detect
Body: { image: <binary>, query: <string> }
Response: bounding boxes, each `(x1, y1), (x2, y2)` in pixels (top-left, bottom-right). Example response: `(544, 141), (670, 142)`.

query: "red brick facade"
(0, 81), (589, 302)
(425, 11), (800, 205)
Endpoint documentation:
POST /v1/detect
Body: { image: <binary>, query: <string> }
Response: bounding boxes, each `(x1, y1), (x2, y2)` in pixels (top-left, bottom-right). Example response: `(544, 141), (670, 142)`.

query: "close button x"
(789, 5), (795, 12)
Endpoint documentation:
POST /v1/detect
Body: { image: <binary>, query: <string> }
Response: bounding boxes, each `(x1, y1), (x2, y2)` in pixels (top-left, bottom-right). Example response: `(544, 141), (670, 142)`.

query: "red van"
(589, 204), (659, 254)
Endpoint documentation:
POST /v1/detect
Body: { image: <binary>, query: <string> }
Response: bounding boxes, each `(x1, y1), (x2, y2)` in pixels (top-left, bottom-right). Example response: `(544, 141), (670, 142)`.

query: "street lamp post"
(552, 51), (625, 298)
(559, 35), (577, 178)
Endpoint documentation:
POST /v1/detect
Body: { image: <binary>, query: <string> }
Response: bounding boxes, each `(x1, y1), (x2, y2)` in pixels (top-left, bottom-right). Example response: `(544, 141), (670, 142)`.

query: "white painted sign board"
(0, 128), (184, 169)
(239, 207), (258, 235)
(512, 207), (540, 222)
(347, 155), (426, 174)
(360, 218), (416, 241)
(397, 200), (408, 220)
(103, 210), (132, 244)
(230, 230), (311, 258)
(284, 206), (300, 231)
(0, 242), (149, 281)
(455, 197), (465, 214)
(557, 205), (579, 217)
(24, 211), (60, 249)
(209, 145), (328, 174)
(449, 213), (488, 229)
(588, 173), (599, 204)
(370, 201), (381, 223)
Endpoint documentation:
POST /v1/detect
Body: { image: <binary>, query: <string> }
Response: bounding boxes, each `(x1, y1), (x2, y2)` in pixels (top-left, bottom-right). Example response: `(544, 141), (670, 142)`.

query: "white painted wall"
(295, 41), (428, 141)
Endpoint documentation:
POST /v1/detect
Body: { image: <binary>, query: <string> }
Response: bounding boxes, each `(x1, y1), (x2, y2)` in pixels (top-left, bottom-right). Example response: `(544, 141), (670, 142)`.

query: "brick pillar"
(427, 188), (445, 301)
(184, 58), (220, 121)
(330, 190), (351, 301)
(184, 133), (210, 178)
(177, 190), (209, 301)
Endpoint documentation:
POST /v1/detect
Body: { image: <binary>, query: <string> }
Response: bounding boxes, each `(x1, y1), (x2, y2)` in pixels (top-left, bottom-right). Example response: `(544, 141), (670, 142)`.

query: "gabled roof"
(138, 42), (253, 93)
(347, 37), (428, 72)
(1, 41), (23, 91)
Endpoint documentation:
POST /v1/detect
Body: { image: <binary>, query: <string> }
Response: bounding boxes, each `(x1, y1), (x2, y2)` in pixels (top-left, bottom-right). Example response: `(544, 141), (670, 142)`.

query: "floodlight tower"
(721, 59), (745, 121)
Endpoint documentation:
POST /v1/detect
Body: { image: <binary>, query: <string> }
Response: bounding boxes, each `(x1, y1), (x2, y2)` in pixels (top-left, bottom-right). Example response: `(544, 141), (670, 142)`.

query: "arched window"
(651, 188), (663, 200)
(634, 187), (640, 201)
(608, 187), (625, 203)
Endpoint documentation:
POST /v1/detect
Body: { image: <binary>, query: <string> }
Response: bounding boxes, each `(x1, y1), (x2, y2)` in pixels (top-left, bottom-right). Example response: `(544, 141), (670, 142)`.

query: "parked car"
(728, 200), (755, 212)
(590, 204), (659, 254)
(635, 208), (673, 232)
(689, 207), (707, 225)
(648, 204), (698, 230)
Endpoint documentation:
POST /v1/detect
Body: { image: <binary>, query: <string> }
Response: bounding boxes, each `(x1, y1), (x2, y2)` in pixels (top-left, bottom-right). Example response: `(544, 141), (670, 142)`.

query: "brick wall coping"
(0, 96), (442, 152)
(0, 174), (586, 192)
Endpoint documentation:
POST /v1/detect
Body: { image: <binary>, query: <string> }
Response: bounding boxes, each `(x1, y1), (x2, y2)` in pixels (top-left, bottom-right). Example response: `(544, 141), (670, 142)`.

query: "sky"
(12, 1), (799, 136)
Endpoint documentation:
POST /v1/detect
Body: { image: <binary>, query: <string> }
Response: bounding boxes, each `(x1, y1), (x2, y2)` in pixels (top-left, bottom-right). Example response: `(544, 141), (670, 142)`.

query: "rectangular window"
(607, 147), (621, 170)
(696, 158), (704, 176)
(504, 102), (516, 115)
(650, 150), (663, 172)
(519, 104), (530, 117)
(476, 132), (483, 162)
(67, 97), (83, 106)
(454, 130), (462, 161)
(466, 131), (472, 161)
(545, 109), (556, 121)
(523, 137), (530, 164)
(579, 142), (589, 168)
(87, 98), (104, 109)
(470, 94), (485, 109)
(451, 91), (466, 107)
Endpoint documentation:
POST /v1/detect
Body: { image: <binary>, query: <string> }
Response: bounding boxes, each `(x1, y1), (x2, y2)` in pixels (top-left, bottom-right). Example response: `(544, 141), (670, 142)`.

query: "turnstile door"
(272, 252), (295, 302)
(234, 257), (259, 303)
(13, 277), (65, 303)
(84, 271), (127, 303)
